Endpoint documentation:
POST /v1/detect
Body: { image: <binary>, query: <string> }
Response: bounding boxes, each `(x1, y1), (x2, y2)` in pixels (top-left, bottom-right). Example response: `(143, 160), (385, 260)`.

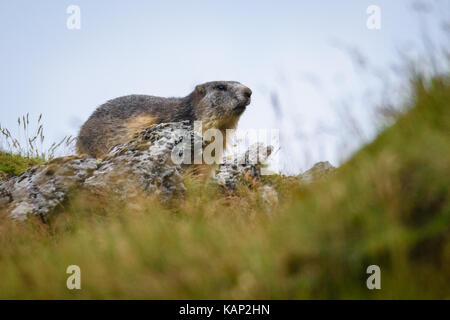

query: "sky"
(0, 0), (448, 173)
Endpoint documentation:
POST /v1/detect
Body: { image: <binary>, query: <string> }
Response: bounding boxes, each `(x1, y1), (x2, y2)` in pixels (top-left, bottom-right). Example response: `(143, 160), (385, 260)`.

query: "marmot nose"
(243, 88), (252, 98)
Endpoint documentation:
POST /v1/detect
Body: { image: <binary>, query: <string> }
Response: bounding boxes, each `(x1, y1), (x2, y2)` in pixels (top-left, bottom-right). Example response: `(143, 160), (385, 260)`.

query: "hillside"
(0, 75), (449, 299)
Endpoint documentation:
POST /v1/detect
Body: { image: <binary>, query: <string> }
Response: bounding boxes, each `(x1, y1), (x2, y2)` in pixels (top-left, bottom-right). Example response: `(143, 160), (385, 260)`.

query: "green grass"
(0, 75), (449, 299)
(0, 152), (42, 181)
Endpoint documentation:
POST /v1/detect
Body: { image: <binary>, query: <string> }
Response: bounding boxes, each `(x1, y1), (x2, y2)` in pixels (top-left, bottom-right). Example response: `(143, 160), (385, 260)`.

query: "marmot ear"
(195, 85), (205, 96)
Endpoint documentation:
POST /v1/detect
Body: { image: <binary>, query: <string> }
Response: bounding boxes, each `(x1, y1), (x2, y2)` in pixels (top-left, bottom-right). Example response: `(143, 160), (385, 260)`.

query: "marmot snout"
(76, 81), (252, 159)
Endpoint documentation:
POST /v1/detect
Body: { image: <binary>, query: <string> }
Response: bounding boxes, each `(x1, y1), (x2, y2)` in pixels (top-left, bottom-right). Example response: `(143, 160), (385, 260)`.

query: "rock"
(0, 121), (198, 221)
(214, 143), (274, 190)
(0, 156), (98, 221)
(83, 121), (199, 201)
(0, 120), (335, 222)
(298, 161), (336, 184)
(213, 143), (280, 215)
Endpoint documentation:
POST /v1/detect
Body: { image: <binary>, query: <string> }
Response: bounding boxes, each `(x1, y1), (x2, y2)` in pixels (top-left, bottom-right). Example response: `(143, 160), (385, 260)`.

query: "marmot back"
(77, 81), (252, 158)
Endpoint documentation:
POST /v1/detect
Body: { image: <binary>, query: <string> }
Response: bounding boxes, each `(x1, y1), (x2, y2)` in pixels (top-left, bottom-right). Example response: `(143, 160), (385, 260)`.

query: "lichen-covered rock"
(0, 121), (198, 221)
(0, 120), (335, 222)
(83, 122), (199, 201)
(214, 143), (274, 190)
(214, 153), (335, 215)
(0, 156), (98, 221)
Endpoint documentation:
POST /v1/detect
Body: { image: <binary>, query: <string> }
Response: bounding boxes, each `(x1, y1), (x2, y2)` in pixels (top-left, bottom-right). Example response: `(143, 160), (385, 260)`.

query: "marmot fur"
(76, 81), (252, 158)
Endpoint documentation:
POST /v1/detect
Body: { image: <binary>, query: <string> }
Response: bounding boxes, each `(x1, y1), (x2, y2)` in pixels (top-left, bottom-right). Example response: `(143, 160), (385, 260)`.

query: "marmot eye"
(216, 85), (226, 91)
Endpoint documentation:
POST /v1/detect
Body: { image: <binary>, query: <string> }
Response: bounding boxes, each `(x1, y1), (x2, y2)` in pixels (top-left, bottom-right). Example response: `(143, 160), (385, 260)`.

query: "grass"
(0, 74), (449, 299)
(0, 152), (43, 181)
(0, 113), (74, 181)
(0, 113), (75, 163)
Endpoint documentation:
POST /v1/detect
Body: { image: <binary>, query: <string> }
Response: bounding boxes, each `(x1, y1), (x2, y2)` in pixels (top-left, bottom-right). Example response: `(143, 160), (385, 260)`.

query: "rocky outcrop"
(0, 157), (98, 221)
(0, 122), (197, 221)
(0, 121), (335, 222)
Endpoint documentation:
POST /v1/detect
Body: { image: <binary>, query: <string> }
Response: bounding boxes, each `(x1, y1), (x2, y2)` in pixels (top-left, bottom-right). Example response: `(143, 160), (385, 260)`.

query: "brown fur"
(125, 115), (157, 138)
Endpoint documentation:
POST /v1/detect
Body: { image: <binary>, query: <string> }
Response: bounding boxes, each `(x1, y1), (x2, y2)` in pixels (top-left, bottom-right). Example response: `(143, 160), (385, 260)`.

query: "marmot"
(76, 81), (252, 159)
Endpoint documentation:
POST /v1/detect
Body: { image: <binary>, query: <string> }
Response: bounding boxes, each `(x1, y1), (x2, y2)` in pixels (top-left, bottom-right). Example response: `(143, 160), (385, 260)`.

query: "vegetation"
(0, 114), (75, 166)
(0, 74), (449, 299)
(0, 114), (75, 181)
(0, 152), (42, 181)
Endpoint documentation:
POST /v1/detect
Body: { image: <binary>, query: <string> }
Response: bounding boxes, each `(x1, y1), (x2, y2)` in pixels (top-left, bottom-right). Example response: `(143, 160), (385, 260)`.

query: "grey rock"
(0, 120), (335, 222)
(0, 157), (98, 221)
(214, 143), (274, 190)
(0, 121), (198, 221)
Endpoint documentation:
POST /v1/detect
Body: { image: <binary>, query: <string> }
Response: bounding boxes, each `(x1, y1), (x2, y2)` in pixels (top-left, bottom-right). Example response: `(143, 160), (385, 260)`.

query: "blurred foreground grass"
(0, 75), (449, 299)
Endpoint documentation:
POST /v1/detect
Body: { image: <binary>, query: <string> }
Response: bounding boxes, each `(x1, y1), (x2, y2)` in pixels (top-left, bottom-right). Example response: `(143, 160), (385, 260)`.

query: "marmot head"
(192, 81), (252, 130)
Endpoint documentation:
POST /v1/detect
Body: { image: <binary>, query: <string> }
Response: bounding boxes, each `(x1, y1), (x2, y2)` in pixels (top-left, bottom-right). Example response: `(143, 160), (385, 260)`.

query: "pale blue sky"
(0, 0), (448, 173)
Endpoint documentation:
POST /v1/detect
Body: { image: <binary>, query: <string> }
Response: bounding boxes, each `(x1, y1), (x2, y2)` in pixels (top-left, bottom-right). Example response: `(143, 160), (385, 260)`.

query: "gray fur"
(77, 81), (252, 158)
